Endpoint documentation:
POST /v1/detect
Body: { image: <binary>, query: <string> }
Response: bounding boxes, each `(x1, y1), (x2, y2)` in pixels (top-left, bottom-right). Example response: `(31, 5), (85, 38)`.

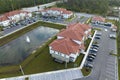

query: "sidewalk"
(79, 30), (97, 69)
(4, 68), (83, 80)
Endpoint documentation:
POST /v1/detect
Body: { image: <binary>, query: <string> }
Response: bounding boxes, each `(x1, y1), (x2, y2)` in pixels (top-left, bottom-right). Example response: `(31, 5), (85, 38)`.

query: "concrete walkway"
(3, 68), (83, 80)
(80, 30), (97, 69)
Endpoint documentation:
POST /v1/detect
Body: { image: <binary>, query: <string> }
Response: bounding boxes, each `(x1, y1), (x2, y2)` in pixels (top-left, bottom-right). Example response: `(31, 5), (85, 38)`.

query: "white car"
(104, 29), (108, 31)
(109, 34), (116, 39)
(96, 32), (102, 36)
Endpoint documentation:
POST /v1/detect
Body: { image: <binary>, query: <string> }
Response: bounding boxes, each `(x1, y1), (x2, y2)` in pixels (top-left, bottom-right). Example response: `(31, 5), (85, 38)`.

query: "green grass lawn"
(81, 67), (91, 76)
(114, 20), (120, 80)
(92, 27), (102, 31)
(117, 34), (120, 80)
(23, 46), (84, 75)
(84, 38), (91, 51)
(91, 29), (95, 37)
(105, 19), (116, 24)
(85, 18), (91, 24)
(117, 31), (120, 80)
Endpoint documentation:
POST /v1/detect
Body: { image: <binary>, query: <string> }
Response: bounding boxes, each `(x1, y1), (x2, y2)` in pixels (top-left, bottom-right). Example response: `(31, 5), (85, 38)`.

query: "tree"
(0, 0), (56, 14)
(57, 0), (109, 15)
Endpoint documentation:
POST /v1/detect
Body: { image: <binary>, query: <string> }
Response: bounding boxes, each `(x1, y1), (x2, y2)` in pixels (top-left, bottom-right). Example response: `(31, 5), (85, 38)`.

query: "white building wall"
(0, 20), (10, 27)
(62, 13), (73, 19)
(41, 11), (46, 15)
(27, 13), (32, 17)
(49, 46), (70, 62)
(62, 14), (69, 19)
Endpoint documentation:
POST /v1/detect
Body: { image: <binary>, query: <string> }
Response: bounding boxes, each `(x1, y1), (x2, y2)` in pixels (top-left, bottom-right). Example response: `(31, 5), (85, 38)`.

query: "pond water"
(0, 26), (59, 66)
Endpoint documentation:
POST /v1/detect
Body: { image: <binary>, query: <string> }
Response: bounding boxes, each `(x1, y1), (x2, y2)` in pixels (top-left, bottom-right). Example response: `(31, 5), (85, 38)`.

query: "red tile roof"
(50, 38), (80, 55)
(50, 7), (67, 11)
(92, 16), (105, 22)
(0, 10), (30, 22)
(0, 16), (9, 21)
(50, 23), (90, 55)
(67, 23), (91, 31)
(40, 7), (73, 15)
(62, 10), (72, 14)
(58, 23), (91, 41)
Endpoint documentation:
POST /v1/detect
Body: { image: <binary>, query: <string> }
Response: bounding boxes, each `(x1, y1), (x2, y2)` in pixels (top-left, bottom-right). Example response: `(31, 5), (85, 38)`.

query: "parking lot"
(0, 16), (39, 36)
(75, 24), (118, 80)
(39, 13), (89, 25)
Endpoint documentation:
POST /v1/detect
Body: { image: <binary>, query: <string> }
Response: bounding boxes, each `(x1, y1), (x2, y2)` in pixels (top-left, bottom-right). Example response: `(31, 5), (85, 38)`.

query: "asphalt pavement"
(75, 25), (118, 80)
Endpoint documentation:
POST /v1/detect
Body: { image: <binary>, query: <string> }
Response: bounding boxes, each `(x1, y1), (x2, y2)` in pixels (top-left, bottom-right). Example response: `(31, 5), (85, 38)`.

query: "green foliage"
(115, 20), (120, 80)
(0, 0), (56, 14)
(84, 38), (91, 51)
(0, 26), (3, 31)
(57, 0), (109, 16)
(81, 67), (91, 76)
(109, 0), (120, 6)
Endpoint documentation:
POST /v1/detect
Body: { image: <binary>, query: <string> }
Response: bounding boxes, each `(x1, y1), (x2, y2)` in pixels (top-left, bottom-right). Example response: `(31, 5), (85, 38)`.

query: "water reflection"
(0, 26), (59, 66)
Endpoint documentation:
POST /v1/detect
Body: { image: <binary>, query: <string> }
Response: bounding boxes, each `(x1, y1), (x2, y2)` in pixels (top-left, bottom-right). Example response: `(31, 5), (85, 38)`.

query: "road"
(75, 25), (118, 80)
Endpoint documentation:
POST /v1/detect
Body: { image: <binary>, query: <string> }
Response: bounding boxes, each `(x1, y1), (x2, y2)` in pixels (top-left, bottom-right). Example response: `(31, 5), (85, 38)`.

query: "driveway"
(75, 25), (118, 80)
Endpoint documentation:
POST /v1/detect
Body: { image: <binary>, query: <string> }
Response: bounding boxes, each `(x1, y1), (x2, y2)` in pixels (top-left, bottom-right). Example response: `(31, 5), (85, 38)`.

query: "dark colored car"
(92, 44), (99, 47)
(89, 53), (97, 57)
(88, 55), (96, 59)
(87, 58), (94, 62)
(91, 46), (99, 50)
(95, 36), (101, 39)
(85, 63), (93, 68)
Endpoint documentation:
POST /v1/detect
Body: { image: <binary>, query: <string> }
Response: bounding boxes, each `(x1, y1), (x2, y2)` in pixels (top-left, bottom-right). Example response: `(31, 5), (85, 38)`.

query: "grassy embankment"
(116, 21), (120, 80)
(0, 21), (84, 78)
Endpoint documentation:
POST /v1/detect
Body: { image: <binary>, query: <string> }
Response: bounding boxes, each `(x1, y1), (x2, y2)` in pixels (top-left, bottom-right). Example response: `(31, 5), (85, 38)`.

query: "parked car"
(88, 55), (96, 59)
(95, 36), (101, 39)
(90, 48), (98, 51)
(92, 44), (99, 47)
(87, 58), (94, 62)
(89, 53), (97, 57)
(104, 22), (112, 27)
(109, 34), (116, 39)
(90, 49), (98, 53)
(85, 63), (93, 68)
(96, 32), (102, 36)
(91, 46), (99, 50)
